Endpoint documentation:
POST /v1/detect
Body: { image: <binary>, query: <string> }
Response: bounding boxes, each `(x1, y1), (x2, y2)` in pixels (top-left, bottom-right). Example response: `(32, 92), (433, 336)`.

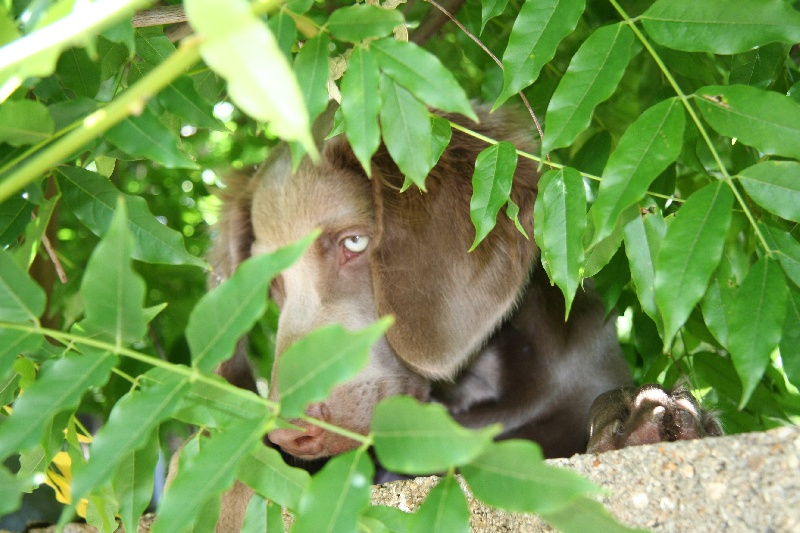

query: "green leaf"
(730, 43), (790, 89)
(728, 257), (788, 407)
(541, 23), (637, 155)
(71, 378), (190, 503)
(294, 33), (331, 124)
(184, 0), (315, 155)
(79, 197), (148, 347)
(409, 473), (469, 533)
(701, 258), (738, 347)
(188, 232), (316, 373)
(242, 497), (285, 533)
(372, 397), (500, 475)
(341, 45), (381, 175)
(760, 223), (800, 288)
(153, 419), (269, 533)
(0, 100), (54, 146)
(56, 47), (101, 98)
(582, 204), (637, 278)
(379, 76), (433, 191)
(112, 431), (161, 533)
(461, 440), (600, 515)
(0, 195), (34, 247)
(158, 76), (227, 132)
(738, 161), (800, 223)
(540, 496), (643, 533)
(364, 505), (414, 532)
(371, 38), (476, 120)
(0, 466), (23, 516)
(55, 166), (208, 267)
(170, 373), (267, 428)
(782, 288), (800, 390)
(0, 351), (117, 460)
(12, 195), (58, 270)
(105, 106), (198, 169)
(655, 181), (733, 344)
(623, 210), (666, 322)
(326, 5), (403, 42)
(533, 167), (586, 317)
(267, 10), (297, 58)
(237, 445), (310, 510)
(591, 98), (685, 244)
(469, 142), (518, 251)
(642, 0), (800, 54)
(292, 449), (373, 533)
(0, 250), (46, 323)
(695, 85), (800, 161)
(495, 0), (585, 108)
(278, 318), (391, 419)
(480, 0), (510, 33)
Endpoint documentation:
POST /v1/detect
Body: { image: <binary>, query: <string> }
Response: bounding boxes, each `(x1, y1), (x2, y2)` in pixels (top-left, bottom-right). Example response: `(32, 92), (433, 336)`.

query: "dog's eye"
(342, 235), (369, 254)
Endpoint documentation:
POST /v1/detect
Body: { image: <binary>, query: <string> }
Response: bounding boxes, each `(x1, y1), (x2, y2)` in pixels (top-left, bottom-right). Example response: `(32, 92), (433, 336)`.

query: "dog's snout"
(267, 403), (330, 457)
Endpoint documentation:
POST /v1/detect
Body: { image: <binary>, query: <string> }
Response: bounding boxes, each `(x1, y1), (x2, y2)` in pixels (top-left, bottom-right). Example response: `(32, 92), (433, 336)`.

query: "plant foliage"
(1, 0), (799, 531)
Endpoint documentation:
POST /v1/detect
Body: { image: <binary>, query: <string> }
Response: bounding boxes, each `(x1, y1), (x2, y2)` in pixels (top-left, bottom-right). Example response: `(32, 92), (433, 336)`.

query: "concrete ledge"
(21, 425), (800, 533)
(372, 425), (800, 531)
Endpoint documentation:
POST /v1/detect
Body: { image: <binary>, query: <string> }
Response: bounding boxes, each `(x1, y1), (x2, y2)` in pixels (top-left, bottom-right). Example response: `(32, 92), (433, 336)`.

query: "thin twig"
(41, 232), (67, 283)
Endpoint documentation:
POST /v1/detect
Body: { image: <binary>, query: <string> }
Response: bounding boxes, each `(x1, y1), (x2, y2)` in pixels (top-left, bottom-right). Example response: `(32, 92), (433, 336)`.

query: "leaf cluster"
(1, 0), (799, 531)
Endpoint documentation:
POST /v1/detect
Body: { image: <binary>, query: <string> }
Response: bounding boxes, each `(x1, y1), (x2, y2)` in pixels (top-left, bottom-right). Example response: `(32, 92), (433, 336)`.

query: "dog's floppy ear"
(368, 110), (540, 379)
(209, 170), (258, 283)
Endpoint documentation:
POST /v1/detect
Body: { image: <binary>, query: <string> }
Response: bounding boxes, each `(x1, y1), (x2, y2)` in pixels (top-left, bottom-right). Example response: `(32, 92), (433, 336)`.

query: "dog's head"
(212, 109), (538, 460)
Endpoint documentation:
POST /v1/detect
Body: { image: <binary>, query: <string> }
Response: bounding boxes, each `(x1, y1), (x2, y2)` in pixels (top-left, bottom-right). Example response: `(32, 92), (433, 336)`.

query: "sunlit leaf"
(326, 5), (403, 43)
(237, 445), (310, 510)
(0, 329), (42, 377)
(379, 76), (433, 191)
(0, 99), (54, 146)
(592, 98), (684, 244)
(695, 85), (800, 160)
(79, 197), (148, 347)
(495, 0), (585, 108)
(701, 258), (738, 348)
(292, 449), (373, 533)
(371, 38), (476, 120)
(187, 232), (316, 373)
(55, 166), (208, 268)
(341, 45), (381, 175)
(0, 351), (117, 460)
(738, 161), (800, 223)
(185, 0), (315, 154)
(152, 419), (269, 533)
(242, 496), (285, 533)
(642, 0), (800, 54)
(373, 397), (500, 475)
(0, 466), (23, 516)
(728, 257), (788, 407)
(277, 319), (391, 419)
(409, 473), (469, 533)
(782, 289), (800, 390)
(461, 440), (600, 515)
(533, 167), (586, 317)
(541, 23), (638, 155)
(655, 181), (733, 344)
(469, 142), (518, 251)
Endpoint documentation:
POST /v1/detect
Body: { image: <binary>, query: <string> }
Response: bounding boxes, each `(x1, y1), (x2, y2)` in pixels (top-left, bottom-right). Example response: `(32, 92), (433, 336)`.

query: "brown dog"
(211, 105), (632, 462)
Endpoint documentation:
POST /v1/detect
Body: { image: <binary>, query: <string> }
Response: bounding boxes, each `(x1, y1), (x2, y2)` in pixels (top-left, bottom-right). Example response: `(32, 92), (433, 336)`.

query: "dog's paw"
(586, 384), (723, 454)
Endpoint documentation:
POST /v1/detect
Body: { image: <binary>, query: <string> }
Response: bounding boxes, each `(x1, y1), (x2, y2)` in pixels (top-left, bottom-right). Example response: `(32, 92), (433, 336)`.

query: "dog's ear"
(368, 111), (540, 379)
(209, 171), (258, 284)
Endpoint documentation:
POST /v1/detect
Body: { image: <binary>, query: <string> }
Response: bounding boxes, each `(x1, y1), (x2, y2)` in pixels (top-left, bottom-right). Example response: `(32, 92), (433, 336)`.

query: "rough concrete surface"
(16, 425), (800, 533)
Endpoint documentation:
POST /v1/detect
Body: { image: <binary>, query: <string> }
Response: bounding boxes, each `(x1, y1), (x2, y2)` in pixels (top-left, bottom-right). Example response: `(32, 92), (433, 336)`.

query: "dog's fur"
(213, 107), (632, 459)
(204, 106), (634, 530)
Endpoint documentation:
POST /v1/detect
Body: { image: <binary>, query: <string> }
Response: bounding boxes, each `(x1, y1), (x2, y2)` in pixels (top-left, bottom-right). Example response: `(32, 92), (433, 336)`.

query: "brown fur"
(199, 104), (634, 530)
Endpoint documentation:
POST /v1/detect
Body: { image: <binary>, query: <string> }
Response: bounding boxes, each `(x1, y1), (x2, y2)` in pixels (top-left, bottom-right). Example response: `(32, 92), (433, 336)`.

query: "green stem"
(608, 0), (771, 255)
(0, 37), (202, 203)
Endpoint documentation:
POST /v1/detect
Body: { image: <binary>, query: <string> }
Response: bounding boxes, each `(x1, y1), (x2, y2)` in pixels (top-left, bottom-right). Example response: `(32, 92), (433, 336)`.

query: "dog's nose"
(267, 403), (329, 457)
